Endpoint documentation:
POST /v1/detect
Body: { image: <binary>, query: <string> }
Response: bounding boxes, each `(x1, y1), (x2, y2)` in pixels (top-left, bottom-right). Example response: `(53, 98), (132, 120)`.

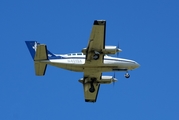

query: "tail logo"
(48, 54), (52, 57)
(32, 42), (37, 51)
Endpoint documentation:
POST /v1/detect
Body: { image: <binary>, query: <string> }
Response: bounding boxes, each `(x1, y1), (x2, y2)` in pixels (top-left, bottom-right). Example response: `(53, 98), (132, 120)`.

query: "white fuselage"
(40, 54), (140, 72)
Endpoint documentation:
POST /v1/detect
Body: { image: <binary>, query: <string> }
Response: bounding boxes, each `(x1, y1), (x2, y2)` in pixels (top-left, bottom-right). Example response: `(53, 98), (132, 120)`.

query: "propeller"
(113, 72), (116, 78)
(112, 72), (117, 86)
(116, 42), (122, 57)
(117, 42), (120, 57)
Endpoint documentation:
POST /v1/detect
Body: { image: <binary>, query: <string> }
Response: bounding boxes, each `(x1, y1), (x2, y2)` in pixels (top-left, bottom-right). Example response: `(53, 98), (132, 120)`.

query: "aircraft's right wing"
(84, 20), (106, 65)
(80, 20), (106, 102)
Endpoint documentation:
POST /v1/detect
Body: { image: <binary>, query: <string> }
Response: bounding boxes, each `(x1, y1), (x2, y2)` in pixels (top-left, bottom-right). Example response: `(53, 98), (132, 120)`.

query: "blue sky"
(0, 0), (179, 120)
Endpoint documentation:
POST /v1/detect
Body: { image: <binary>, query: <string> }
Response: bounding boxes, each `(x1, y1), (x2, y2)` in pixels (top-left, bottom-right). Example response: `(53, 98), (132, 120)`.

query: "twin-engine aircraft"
(25, 20), (140, 102)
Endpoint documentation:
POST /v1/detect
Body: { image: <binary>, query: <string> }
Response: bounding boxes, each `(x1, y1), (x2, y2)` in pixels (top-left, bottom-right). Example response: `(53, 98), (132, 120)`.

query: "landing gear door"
(83, 83), (100, 102)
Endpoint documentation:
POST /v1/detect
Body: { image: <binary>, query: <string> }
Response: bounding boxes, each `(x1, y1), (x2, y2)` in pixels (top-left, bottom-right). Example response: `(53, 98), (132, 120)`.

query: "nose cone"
(134, 62), (140, 68)
(117, 48), (122, 52)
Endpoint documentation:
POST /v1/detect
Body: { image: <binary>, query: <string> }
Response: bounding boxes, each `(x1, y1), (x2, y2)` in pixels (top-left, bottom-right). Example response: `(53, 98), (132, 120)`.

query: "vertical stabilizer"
(25, 41), (38, 59)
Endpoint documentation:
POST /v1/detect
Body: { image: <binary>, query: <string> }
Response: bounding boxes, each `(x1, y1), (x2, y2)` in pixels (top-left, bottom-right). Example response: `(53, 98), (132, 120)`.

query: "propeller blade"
(113, 72), (117, 87)
(116, 42), (120, 57)
(117, 52), (119, 57)
(117, 42), (119, 49)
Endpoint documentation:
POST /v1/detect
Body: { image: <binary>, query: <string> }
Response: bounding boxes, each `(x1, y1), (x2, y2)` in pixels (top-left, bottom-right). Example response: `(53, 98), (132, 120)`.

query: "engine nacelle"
(78, 76), (117, 84)
(81, 46), (122, 55)
(102, 46), (122, 55)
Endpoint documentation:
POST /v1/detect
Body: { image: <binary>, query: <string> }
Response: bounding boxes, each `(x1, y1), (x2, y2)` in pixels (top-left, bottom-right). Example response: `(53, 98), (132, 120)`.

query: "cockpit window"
(67, 54), (71, 56)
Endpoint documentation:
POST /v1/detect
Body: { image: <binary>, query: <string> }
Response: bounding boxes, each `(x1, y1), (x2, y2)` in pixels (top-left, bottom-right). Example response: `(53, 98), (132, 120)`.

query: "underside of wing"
(83, 82), (100, 102)
(88, 20), (106, 51)
(79, 71), (102, 102)
(84, 20), (106, 65)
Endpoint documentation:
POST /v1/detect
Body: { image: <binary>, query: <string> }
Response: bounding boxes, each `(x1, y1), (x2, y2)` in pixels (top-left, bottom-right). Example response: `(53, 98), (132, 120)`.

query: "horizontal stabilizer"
(34, 62), (47, 76)
(34, 44), (48, 61)
(34, 44), (48, 76)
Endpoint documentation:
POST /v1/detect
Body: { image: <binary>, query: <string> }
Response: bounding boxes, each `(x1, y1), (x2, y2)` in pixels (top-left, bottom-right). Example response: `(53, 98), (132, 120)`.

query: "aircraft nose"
(134, 62), (140, 68)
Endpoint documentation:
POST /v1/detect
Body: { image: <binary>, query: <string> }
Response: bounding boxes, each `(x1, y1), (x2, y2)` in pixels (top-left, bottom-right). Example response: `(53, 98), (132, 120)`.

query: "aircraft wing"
(82, 71), (101, 102)
(81, 20), (106, 102)
(85, 20), (106, 64)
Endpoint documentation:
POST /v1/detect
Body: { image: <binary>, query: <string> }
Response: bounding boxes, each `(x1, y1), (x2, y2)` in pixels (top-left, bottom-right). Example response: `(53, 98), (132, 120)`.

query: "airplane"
(25, 20), (140, 102)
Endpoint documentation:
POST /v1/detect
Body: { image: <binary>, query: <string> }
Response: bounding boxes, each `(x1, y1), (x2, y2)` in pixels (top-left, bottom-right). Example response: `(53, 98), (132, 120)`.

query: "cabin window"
(72, 53), (76, 56)
(77, 53), (82, 55)
(67, 54), (71, 56)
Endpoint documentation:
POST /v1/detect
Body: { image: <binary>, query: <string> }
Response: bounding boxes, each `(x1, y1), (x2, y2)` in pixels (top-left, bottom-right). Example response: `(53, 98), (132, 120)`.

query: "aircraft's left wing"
(80, 71), (102, 102)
